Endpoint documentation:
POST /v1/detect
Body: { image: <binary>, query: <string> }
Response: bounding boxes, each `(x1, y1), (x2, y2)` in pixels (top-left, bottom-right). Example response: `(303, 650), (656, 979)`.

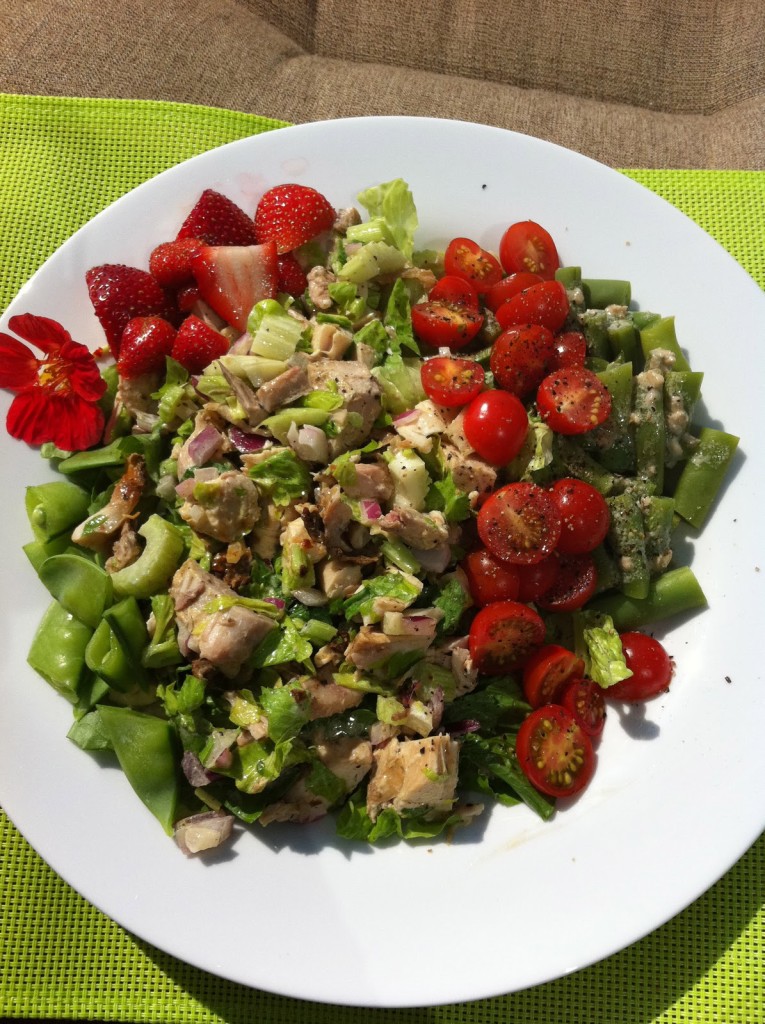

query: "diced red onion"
(288, 422), (329, 464)
(360, 499), (382, 521)
(186, 425), (223, 466)
(393, 409), (420, 425)
(447, 719), (482, 737)
(229, 426), (266, 453)
(292, 587), (328, 607)
(175, 478), (196, 499)
(264, 596), (286, 610)
(181, 750), (220, 787)
(174, 811), (235, 856)
(229, 332), (252, 354)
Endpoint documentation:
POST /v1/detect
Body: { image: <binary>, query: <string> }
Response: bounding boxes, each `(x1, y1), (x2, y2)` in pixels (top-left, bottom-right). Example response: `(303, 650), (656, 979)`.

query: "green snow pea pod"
(23, 534), (73, 574)
(38, 553), (113, 629)
(25, 480), (90, 542)
(27, 600), (93, 703)
(110, 514), (184, 599)
(97, 705), (180, 834)
(85, 597), (149, 692)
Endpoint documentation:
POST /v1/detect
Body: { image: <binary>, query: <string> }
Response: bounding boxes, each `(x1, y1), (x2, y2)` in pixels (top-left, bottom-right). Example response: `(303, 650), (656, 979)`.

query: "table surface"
(0, 93), (763, 1024)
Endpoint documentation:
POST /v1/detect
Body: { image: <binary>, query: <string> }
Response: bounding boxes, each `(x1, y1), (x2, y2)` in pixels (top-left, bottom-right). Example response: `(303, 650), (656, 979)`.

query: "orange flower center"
(38, 356), (73, 394)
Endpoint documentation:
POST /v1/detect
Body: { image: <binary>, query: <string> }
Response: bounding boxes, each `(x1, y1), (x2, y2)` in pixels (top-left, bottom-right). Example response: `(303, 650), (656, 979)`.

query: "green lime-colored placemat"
(1, 94), (763, 1024)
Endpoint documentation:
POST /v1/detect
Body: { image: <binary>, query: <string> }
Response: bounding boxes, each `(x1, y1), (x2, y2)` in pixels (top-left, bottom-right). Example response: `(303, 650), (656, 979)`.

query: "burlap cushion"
(1, 0), (763, 168)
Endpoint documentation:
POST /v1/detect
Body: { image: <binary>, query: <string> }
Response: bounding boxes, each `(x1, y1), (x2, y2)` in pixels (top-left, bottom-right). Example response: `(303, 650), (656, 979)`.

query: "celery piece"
(110, 514), (184, 599)
(38, 553), (113, 629)
(672, 427), (740, 529)
(259, 407), (329, 444)
(338, 242), (407, 284)
(587, 566), (707, 630)
(217, 355), (289, 387)
(247, 299), (304, 360)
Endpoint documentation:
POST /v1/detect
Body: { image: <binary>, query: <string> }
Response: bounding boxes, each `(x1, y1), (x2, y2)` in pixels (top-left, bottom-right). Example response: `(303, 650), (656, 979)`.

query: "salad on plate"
(2, 176), (738, 855)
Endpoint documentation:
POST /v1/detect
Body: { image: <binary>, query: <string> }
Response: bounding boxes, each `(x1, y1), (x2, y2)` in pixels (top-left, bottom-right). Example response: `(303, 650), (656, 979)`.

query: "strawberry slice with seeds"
(149, 237), (204, 288)
(177, 189), (258, 246)
(86, 263), (173, 358)
(117, 316), (177, 379)
(190, 242), (278, 332)
(254, 183), (336, 254)
(171, 315), (230, 374)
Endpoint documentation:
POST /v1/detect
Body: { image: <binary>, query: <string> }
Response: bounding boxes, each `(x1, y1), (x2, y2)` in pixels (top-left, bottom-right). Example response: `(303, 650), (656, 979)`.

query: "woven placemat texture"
(0, 94), (763, 1024)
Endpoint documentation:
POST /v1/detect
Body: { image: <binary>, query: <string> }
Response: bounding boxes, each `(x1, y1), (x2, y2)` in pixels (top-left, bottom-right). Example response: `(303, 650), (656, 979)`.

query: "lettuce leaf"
(576, 611), (633, 688)
(247, 449), (312, 506)
(354, 178), (418, 261)
(342, 571), (421, 624)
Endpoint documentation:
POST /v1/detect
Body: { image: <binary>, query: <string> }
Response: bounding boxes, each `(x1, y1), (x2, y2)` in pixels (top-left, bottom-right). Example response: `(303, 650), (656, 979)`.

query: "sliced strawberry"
(277, 252), (308, 296)
(117, 316), (177, 379)
(177, 189), (258, 247)
(171, 315), (229, 374)
(190, 242), (278, 332)
(149, 237), (204, 288)
(254, 184), (336, 254)
(86, 264), (173, 358)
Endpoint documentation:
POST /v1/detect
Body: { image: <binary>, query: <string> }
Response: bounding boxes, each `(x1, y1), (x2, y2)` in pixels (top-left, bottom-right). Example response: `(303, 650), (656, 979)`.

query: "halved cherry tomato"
(536, 551), (597, 612)
(552, 330), (587, 369)
(462, 389), (528, 465)
(411, 300), (484, 350)
(499, 221), (560, 280)
(429, 275), (480, 309)
(606, 632), (674, 702)
(522, 644), (585, 708)
(515, 553), (560, 602)
(444, 237), (504, 290)
(537, 367), (612, 435)
(489, 324), (555, 398)
(549, 478), (611, 554)
(560, 678), (606, 738)
(469, 600), (545, 675)
(495, 280), (570, 334)
(516, 705), (595, 798)
(485, 272), (543, 312)
(421, 356), (485, 407)
(477, 482), (562, 565)
(462, 549), (521, 606)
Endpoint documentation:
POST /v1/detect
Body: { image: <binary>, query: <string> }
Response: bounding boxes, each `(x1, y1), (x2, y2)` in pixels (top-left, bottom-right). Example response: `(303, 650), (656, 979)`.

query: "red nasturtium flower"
(0, 313), (106, 451)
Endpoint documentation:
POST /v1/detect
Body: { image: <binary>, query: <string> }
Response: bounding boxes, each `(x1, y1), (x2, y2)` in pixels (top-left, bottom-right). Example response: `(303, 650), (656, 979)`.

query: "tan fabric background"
(1, 0), (763, 168)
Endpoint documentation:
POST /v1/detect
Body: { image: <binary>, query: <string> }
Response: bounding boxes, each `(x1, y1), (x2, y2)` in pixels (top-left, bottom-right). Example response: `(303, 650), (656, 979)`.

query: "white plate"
(1, 117), (764, 1008)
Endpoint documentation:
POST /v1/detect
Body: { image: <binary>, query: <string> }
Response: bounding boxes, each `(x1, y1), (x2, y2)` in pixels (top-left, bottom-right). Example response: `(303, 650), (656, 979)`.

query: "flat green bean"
(672, 427), (739, 529)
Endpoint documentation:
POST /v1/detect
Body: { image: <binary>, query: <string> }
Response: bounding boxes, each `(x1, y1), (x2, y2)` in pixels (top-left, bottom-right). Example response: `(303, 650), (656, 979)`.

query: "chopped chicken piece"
(318, 558), (363, 599)
(104, 522), (141, 573)
(345, 626), (432, 670)
(179, 469), (260, 543)
(309, 321), (354, 360)
(302, 676), (364, 718)
(307, 265), (336, 310)
(170, 559), (275, 678)
(376, 506), (449, 550)
(255, 365), (309, 412)
(317, 483), (354, 553)
(306, 360), (381, 454)
(72, 453), (147, 553)
(366, 735), (460, 821)
(339, 461), (394, 502)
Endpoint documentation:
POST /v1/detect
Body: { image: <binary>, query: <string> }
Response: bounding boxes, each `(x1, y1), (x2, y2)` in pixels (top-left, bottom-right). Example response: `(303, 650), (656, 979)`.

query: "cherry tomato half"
(462, 389), (528, 465)
(522, 644), (586, 709)
(421, 356), (485, 407)
(495, 280), (570, 334)
(549, 477), (611, 554)
(428, 275), (480, 310)
(490, 324), (555, 398)
(445, 237), (504, 290)
(477, 482), (562, 565)
(552, 330), (587, 370)
(606, 632), (674, 702)
(537, 367), (612, 435)
(499, 221), (560, 280)
(516, 705), (595, 798)
(469, 600), (546, 675)
(462, 548), (521, 606)
(411, 300), (484, 350)
(535, 551), (598, 612)
(485, 272), (543, 312)
(560, 678), (607, 738)
(515, 553), (560, 602)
